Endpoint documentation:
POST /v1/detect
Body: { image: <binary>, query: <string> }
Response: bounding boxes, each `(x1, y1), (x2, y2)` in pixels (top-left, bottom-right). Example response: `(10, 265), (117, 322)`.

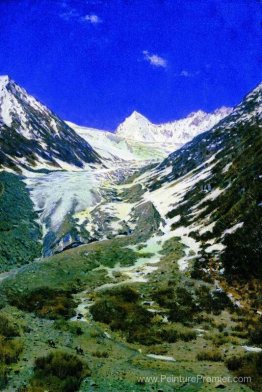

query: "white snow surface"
(67, 106), (231, 163)
(116, 108), (232, 144)
(242, 346), (262, 353)
(24, 168), (118, 232)
(0, 75), (52, 138)
(146, 354), (176, 362)
(67, 121), (174, 162)
(222, 222), (244, 236)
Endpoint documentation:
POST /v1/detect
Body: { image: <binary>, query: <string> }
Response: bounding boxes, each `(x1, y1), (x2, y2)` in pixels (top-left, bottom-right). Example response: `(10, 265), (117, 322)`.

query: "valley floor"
(0, 159), (261, 392)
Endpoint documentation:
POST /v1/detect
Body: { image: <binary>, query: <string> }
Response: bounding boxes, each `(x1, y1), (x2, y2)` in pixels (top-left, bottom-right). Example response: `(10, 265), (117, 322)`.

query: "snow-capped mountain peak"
(115, 107), (232, 145)
(0, 76), (100, 171)
(116, 111), (153, 142)
(0, 74), (10, 87)
(0, 76), (58, 133)
(129, 110), (148, 119)
(69, 107), (233, 164)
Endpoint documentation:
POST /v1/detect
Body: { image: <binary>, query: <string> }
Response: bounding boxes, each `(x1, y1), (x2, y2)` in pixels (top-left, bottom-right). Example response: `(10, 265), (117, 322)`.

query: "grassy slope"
(0, 235), (257, 392)
(0, 172), (42, 272)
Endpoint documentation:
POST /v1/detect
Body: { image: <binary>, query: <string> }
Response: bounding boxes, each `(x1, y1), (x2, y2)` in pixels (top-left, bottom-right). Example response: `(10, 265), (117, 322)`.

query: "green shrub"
(28, 351), (90, 392)
(0, 337), (23, 365)
(210, 333), (229, 346)
(90, 287), (154, 345)
(127, 329), (160, 346)
(197, 349), (223, 362)
(157, 325), (197, 343)
(169, 303), (194, 324)
(195, 285), (233, 313)
(157, 327), (178, 343)
(0, 313), (23, 388)
(226, 352), (262, 391)
(179, 329), (197, 341)
(105, 286), (140, 302)
(226, 355), (245, 371)
(53, 320), (83, 335)
(152, 287), (174, 307)
(8, 287), (77, 319)
(152, 285), (197, 324)
(249, 321), (262, 345)
(222, 209), (262, 280)
(0, 313), (20, 337)
(86, 245), (141, 268)
(92, 351), (109, 358)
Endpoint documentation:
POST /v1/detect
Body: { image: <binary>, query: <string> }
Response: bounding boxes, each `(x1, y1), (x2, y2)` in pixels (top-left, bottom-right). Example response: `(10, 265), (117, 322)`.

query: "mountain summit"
(116, 107), (232, 145)
(69, 107), (233, 164)
(0, 76), (100, 172)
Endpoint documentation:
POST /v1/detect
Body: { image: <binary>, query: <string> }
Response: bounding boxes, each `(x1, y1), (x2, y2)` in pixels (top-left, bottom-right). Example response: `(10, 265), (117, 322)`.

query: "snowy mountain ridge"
(115, 107), (232, 144)
(0, 75), (100, 171)
(0, 74), (232, 168)
(66, 121), (175, 162)
(68, 107), (232, 163)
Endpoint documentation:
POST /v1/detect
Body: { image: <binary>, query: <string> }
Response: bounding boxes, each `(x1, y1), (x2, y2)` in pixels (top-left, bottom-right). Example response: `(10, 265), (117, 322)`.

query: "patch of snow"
(242, 346), (262, 353)
(222, 162), (232, 173)
(205, 243), (225, 253)
(146, 354), (176, 362)
(199, 221), (216, 235)
(200, 187), (225, 203)
(222, 222), (244, 237)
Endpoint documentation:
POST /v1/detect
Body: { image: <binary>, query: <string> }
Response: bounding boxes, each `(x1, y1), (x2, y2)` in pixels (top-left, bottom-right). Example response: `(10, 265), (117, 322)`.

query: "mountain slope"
(0, 172), (42, 271)
(141, 82), (262, 283)
(0, 76), (101, 172)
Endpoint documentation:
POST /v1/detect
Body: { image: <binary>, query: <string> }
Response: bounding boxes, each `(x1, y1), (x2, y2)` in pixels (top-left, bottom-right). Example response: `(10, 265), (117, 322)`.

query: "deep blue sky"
(0, 0), (261, 130)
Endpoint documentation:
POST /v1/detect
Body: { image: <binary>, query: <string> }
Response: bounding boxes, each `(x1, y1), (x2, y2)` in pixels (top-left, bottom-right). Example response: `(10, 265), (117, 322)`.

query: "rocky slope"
(0, 76), (101, 172)
(141, 82), (262, 283)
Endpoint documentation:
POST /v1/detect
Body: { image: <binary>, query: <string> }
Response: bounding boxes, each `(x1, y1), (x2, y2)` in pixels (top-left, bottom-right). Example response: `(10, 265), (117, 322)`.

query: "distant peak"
(213, 106), (232, 115)
(186, 107), (232, 120)
(0, 74), (10, 80)
(129, 110), (147, 119)
(187, 110), (207, 119)
(0, 75), (11, 88)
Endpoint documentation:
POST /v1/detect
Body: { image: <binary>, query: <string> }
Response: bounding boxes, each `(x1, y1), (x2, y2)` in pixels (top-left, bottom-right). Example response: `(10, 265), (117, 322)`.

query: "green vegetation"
(159, 236), (185, 258)
(118, 183), (144, 203)
(157, 324), (197, 342)
(197, 349), (223, 362)
(53, 319), (83, 335)
(24, 351), (90, 392)
(160, 119), (262, 284)
(226, 352), (262, 392)
(0, 86), (260, 392)
(0, 171), (42, 271)
(90, 286), (156, 345)
(222, 208), (262, 279)
(86, 243), (151, 268)
(151, 282), (232, 325)
(0, 313), (23, 389)
(7, 287), (77, 319)
(0, 244), (109, 299)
